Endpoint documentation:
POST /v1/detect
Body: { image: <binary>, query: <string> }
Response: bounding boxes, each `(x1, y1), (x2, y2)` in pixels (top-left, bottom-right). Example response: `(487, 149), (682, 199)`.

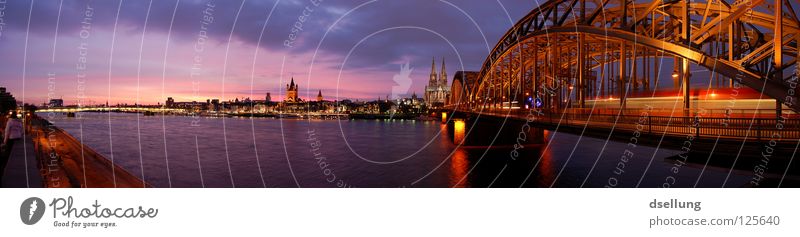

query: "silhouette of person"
(0, 112), (23, 187)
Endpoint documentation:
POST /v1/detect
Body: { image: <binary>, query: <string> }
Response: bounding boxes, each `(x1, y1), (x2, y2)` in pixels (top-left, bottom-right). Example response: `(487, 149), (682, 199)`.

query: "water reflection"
(449, 148), (469, 188)
(444, 145), (555, 188)
(452, 120), (466, 144)
(532, 146), (557, 187)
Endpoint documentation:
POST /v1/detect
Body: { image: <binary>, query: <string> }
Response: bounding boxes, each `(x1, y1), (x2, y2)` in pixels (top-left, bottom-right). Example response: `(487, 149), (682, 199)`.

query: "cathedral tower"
(423, 57), (451, 108)
(439, 57), (447, 87)
(430, 57), (438, 84)
(286, 77), (299, 102)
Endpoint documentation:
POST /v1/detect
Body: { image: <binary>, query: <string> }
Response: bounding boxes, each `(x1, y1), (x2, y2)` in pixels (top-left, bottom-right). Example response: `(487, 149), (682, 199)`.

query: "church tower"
(429, 57), (438, 85)
(439, 57), (447, 87)
(423, 57), (450, 108)
(317, 90), (323, 102)
(425, 57), (438, 104)
(286, 77), (299, 102)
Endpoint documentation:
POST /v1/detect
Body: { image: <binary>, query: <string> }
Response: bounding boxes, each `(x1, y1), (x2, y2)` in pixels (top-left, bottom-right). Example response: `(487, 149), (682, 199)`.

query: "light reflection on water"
(42, 112), (757, 188)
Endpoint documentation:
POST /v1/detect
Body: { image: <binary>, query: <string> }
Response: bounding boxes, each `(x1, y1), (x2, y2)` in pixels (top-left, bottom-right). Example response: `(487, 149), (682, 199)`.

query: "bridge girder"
(464, 0), (800, 112)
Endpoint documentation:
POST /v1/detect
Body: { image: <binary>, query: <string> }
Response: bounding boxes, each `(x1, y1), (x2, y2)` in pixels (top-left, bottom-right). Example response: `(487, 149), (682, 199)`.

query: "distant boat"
(143, 111), (156, 116)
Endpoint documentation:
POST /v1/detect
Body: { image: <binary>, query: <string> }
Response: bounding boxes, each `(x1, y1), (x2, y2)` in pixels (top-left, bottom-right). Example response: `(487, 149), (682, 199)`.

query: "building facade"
(424, 57), (450, 108)
(0, 87), (17, 114)
(166, 97), (175, 108)
(48, 98), (64, 108)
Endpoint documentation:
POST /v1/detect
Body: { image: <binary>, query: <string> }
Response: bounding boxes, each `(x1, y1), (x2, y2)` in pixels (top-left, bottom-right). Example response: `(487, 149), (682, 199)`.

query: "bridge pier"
(446, 111), (544, 146)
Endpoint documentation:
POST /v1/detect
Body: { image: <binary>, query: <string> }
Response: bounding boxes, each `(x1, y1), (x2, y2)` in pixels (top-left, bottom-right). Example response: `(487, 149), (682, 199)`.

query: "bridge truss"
(456, 0), (800, 115)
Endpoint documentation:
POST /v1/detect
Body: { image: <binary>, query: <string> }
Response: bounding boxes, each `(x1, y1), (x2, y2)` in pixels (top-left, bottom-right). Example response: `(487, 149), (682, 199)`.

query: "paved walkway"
(1, 136), (43, 188)
(26, 115), (149, 188)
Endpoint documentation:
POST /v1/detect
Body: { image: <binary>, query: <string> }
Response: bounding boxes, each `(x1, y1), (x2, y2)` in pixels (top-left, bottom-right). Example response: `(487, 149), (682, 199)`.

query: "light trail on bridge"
(447, 0), (800, 119)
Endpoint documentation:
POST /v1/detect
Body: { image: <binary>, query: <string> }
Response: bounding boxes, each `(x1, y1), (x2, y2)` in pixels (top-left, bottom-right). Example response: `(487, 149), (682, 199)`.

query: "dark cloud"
(1, 0), (531, 70)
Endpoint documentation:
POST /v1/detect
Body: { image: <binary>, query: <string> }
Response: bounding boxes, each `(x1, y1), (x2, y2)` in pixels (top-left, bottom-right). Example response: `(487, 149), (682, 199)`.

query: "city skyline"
(0, 0), (533, 105)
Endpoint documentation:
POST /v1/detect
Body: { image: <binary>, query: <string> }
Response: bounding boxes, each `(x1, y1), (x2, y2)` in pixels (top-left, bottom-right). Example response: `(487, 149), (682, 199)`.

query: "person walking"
(0, 112), (23, 187)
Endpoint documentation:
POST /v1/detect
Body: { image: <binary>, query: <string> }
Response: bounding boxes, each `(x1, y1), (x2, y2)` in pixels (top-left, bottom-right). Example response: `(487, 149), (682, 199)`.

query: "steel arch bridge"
(451, 0), (800, 114)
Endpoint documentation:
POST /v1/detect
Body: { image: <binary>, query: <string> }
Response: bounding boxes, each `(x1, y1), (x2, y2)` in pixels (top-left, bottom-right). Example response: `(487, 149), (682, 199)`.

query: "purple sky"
(0, 0), (533, 105)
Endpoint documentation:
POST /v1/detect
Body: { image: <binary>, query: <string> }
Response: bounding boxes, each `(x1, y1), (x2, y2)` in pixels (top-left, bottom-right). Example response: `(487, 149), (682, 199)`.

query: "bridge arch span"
(460, 0), (800, 113)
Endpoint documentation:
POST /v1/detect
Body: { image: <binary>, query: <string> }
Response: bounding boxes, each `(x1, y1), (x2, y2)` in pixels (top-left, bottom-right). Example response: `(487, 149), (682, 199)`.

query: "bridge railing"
(463, 108), (800, 141)
(465, 106), (797, 117)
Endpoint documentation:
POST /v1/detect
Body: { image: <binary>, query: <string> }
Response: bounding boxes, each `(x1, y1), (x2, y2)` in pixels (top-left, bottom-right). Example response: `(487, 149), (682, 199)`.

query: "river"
(40, 112), (766, 188)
